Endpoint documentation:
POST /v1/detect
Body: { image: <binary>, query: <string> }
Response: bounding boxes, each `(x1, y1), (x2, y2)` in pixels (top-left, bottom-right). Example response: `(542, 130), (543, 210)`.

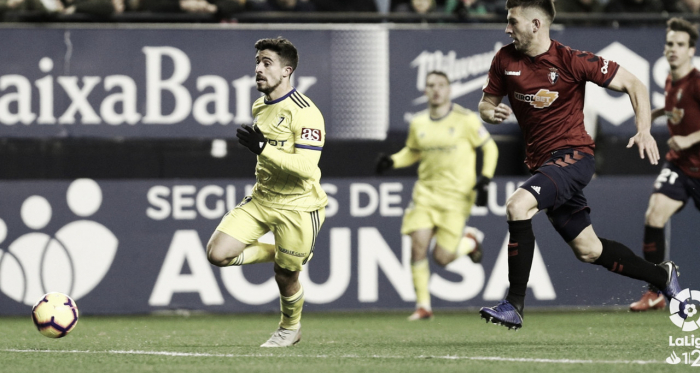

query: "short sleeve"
(292, 108), (325, 151)
(483, 49), (507, 97)
(569, 50), (620, 88)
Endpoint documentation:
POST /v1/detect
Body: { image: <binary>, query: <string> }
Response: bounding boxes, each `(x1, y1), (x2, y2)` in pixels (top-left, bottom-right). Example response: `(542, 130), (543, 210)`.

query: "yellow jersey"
(392, 103), (495, 213)
(250, 89), (328, 212)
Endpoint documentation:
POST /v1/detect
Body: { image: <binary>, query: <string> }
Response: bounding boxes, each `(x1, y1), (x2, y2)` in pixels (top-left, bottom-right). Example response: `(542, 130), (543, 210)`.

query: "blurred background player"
(630, 18), (700, 312)
(206, 37), (327, 347)
(478, 0), (682, 330)
(375, 70), (499, 321)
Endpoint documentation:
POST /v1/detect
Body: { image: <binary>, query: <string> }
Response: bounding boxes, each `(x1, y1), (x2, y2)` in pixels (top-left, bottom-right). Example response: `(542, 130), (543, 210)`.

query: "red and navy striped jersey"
(484, 39), (620, 170)
(664, 68), (700, 178)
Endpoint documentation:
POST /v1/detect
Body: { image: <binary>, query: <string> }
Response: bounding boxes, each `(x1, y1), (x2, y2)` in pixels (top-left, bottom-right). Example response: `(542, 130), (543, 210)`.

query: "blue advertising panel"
(0, 176), (696, 315)
(0, 27), (336, 138)
(0, 25), (689, 139)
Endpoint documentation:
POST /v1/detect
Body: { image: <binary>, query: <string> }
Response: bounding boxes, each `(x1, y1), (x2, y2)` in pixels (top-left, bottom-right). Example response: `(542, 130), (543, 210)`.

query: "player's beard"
(256, 76), (282, 96)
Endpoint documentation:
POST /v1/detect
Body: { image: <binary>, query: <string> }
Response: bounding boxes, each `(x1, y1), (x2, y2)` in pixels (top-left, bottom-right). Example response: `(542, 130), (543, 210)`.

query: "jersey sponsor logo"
(601, 59), (610, 74)
(514, 89), (559, 109)
(505, 70), (521, 76)
(301, 128), (322, 142)
(276, 117), (285, 127)
(278, 246), (306, 258)
(548, 68), (558, 84)
(666, 107), (685, 125)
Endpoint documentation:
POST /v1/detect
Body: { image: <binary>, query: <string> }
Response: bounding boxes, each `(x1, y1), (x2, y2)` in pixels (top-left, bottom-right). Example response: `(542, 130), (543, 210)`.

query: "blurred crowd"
(0, 0), (697, 21)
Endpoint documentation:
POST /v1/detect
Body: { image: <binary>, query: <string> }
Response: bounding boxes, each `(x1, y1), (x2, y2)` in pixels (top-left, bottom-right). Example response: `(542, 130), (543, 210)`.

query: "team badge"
(547, 68), (559, 85)
(449, 127), (455, 136)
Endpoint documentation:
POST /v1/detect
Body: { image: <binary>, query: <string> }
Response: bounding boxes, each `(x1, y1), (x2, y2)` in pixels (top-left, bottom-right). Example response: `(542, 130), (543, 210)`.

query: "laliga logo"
(670, 289), (700, 331)
(0, 179), (118, 305)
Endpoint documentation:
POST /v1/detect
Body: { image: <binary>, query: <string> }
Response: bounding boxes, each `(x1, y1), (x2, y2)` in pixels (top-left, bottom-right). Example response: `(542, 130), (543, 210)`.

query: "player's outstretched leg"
(479, 300), (523, 330)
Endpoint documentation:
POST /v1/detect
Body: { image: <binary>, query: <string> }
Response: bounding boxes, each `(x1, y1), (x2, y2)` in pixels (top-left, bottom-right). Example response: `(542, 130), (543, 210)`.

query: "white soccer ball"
(31, 292), (79, 338)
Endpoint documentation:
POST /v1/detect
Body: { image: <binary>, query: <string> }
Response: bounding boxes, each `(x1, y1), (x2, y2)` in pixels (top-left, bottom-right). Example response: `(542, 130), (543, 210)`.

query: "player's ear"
(532, 19), (540, 33)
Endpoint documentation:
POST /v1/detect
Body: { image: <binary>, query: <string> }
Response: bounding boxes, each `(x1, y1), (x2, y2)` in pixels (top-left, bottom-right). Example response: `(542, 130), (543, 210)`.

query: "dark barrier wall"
(0, 25), (692, 139)
(0, 176), (696, 315)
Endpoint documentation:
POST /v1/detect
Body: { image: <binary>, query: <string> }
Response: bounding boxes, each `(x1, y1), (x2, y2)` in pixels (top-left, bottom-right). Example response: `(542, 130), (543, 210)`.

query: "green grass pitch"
(0, 309), (690, 372)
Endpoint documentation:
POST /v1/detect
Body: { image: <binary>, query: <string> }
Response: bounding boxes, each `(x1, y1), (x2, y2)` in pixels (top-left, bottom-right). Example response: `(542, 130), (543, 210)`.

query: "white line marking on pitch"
(0, 349), (660, 365)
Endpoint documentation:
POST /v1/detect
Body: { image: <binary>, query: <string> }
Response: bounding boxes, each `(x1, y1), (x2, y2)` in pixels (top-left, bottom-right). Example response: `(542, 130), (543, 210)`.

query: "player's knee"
(575, 250), (599, 263)
(274, 265), (299, 286)
(506, 195), (530, 220)
(644, 206), (669, 227)
(430, 246), (450, 267)
(206, 243), (231, 267)
(569, 239), (601, 263)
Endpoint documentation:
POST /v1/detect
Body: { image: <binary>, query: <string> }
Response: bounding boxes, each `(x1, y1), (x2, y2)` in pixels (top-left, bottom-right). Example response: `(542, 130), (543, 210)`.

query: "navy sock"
(505, 219), (535, 314)
(594, 237), (667, 290)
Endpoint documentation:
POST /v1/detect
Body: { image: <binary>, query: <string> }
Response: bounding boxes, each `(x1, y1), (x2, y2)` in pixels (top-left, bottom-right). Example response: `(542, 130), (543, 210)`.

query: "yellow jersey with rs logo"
(250, 89), (328, 212)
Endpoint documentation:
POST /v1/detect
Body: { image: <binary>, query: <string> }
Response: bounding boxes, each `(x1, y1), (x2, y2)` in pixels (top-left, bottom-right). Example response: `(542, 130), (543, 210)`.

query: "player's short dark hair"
(254, 37), (299, 73)
(667, 17), (699, 48)
(426, 70), (450, 84)
(505, 0), (555, 23)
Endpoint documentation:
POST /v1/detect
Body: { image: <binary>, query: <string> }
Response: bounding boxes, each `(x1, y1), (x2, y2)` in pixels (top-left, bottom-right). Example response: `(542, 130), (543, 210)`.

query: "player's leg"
(260, 208), (324, 347)
(207, 197), (273, 267)
(565, 222), (681, 304)
(480, 150), (590, 329)
(432, 195), (484, 265)
(479, 187), (539, 329)
(402, 203), (436, 320)
(406, 229), (434, 320)
(632, 163), (688, 310)
(629, 194), (683, 310)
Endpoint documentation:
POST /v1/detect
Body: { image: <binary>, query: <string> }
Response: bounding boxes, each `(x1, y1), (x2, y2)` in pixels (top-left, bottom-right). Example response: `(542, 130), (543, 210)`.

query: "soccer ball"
(31, 292), (79, 338)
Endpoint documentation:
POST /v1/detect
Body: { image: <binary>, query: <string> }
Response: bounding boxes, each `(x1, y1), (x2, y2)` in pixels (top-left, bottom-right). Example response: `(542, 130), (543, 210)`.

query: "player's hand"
(626, 130), (659, 165)
(668, 135), (693, 152)
(236, 124), (267, 155)
(375, 153), (394, 175)
(492, 103), (512, 123)
(473, 176), (491, 207)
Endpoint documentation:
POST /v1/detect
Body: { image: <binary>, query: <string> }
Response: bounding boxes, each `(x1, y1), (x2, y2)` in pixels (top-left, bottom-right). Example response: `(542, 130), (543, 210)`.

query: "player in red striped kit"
(477, 0), (683, 330)
(630, 18), (700, 312)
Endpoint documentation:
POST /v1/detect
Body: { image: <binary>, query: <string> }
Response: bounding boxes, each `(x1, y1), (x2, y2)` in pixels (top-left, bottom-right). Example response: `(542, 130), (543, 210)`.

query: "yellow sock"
(411, 259), (431, 309)
(227, 242), (275, 266)
(279, 286), (304, 330)
(456, 235), (476, 257)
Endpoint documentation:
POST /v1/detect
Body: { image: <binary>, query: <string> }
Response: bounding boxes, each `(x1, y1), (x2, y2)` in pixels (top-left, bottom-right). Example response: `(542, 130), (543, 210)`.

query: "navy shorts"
(653, 162), (700, 211)
(520, 149), (595, 242)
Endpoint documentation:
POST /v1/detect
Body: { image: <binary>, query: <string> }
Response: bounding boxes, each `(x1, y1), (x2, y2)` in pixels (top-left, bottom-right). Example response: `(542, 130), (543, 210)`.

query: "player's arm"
(478, 93), (512, 125)
(669, 129), (700, 151)
(261, 145), (321, 179)
(606, 66), (659, 165)
(236, 113), (324, 179)
(376, 121), (421, 174)
(651, 107), (666, 122)
(479, 138), (498, 179)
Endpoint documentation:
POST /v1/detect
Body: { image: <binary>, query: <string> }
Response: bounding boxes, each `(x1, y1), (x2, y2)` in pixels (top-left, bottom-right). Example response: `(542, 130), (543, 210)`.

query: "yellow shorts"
(400, 202), (470, 252)
(216, 196), (325, 272)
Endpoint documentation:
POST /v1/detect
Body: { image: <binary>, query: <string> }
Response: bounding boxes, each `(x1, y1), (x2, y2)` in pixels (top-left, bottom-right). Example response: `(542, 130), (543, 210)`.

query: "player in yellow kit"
(206, 37), (327, 347)
(376, 71), (499, 320)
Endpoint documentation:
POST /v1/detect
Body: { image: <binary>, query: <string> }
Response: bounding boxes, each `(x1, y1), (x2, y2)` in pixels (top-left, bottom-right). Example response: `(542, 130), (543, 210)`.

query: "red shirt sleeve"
(568, 50), (620, 87)
(483, 49), (507, 97)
